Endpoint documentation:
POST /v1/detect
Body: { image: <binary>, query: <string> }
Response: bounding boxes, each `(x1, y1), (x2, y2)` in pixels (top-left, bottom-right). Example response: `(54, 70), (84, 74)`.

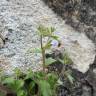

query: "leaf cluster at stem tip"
(37, 24), (55, 37)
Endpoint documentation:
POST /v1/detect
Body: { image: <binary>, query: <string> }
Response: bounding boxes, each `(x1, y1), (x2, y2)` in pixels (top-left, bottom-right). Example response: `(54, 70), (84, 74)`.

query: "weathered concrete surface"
(0, 0), (95, 74)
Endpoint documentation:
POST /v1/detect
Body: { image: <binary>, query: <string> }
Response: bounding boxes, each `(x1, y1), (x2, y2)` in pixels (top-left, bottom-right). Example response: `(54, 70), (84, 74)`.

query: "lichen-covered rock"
(0, 0), (95, 74)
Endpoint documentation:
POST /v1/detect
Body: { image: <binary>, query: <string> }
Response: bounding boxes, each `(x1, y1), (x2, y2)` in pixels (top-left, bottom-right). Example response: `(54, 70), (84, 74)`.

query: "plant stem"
(40, 35), (46, 72)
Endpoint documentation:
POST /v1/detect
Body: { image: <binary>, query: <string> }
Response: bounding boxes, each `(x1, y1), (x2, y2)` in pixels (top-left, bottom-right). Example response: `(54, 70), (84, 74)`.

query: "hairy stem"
(40, 36), (45, 72)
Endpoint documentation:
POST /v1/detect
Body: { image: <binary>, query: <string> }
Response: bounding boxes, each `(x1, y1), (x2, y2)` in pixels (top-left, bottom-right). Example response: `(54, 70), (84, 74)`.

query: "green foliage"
(65, 70), (74, 84)
(37, 25), (55, 37)
(2, 77), (26, 96)
(28, 48), (42, 53)
(59, 52), (73, 65)
(47, 73), (58, 89)
(0, 25), (74, 96)
(0, 92), (5, 96)
(14, 68), (23, 79)
(0, 70), (58, 96)
(58, 52), (74, 84)
(45, 58), (56, 66)
(44, 40), (52, 50)
(2, 77), (14, 84)
(37, 25), (59, 71)
(39, 80), (52, 96)
(17, 90), (27, 96)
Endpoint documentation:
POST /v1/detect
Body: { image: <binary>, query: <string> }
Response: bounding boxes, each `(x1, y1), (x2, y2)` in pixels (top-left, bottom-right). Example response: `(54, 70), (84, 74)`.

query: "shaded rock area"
(47, 51), (96, 96)
(43, 0), (96, 43)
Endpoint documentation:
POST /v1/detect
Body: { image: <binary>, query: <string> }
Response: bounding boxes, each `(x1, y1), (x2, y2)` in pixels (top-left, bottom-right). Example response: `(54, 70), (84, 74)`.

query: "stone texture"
(0, 0), (95, 74)
(0, 38), (4, 48)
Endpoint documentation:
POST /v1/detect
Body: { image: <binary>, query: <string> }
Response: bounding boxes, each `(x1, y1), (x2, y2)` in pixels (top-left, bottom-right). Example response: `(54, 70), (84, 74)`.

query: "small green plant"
(59, 52), (73, 65)
(0, 25), (74, 96)
(59, 52), (74, 84)
(37, 25), (59, 72)
(0, 69), (58, 96)
(0, 25), (60, 96)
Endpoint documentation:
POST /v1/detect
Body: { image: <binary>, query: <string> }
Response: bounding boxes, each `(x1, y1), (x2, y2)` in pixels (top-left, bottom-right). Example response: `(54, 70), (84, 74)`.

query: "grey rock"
(82, 85), (92, 96)
(0, 0), (95, 74)
(0, 38), (4, 48)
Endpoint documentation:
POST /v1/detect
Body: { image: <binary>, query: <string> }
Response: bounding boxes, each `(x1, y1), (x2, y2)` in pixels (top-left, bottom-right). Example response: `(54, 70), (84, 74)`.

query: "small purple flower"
(51, 40), (59, 47)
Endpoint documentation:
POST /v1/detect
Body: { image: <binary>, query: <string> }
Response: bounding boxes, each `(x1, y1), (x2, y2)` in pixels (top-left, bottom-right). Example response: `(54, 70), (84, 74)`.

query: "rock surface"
(43, 0), (96, 43)
(0, 0), (95, 74)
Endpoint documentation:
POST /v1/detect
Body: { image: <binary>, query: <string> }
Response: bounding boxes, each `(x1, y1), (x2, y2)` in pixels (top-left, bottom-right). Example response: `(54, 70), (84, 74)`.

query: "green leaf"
(37, 25), (55, 37)
(51, 35), (59, 40)
(66, 72), (74, 84)
(47, 73), (58, 89)
(44, 40), (52, 49)
(28, 81), (36, 95)
(59, 53), (73, 65)
(33, 48), (41, 53)
(39, 80), (52, 96)
(3, 78), (24, 92)
(45, 58), (56, 66)
(58, 59), (64, 64)
(24, 70), (33, 80)
(50, 27), (55, 33)
(0, 92), (5, 96)
(17, 90), (27, 96)
(14, 80), (24, 91)
(63, 53), (73, 64)
(28, 48), (41, 53)
(14, 68), (22, 78)
(57, 79), (63, 85)
(34, 71), (46, 80)
(37, 25), (49, 37)
(67, 74), (74, 84)
(2, 77), (14, 84)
